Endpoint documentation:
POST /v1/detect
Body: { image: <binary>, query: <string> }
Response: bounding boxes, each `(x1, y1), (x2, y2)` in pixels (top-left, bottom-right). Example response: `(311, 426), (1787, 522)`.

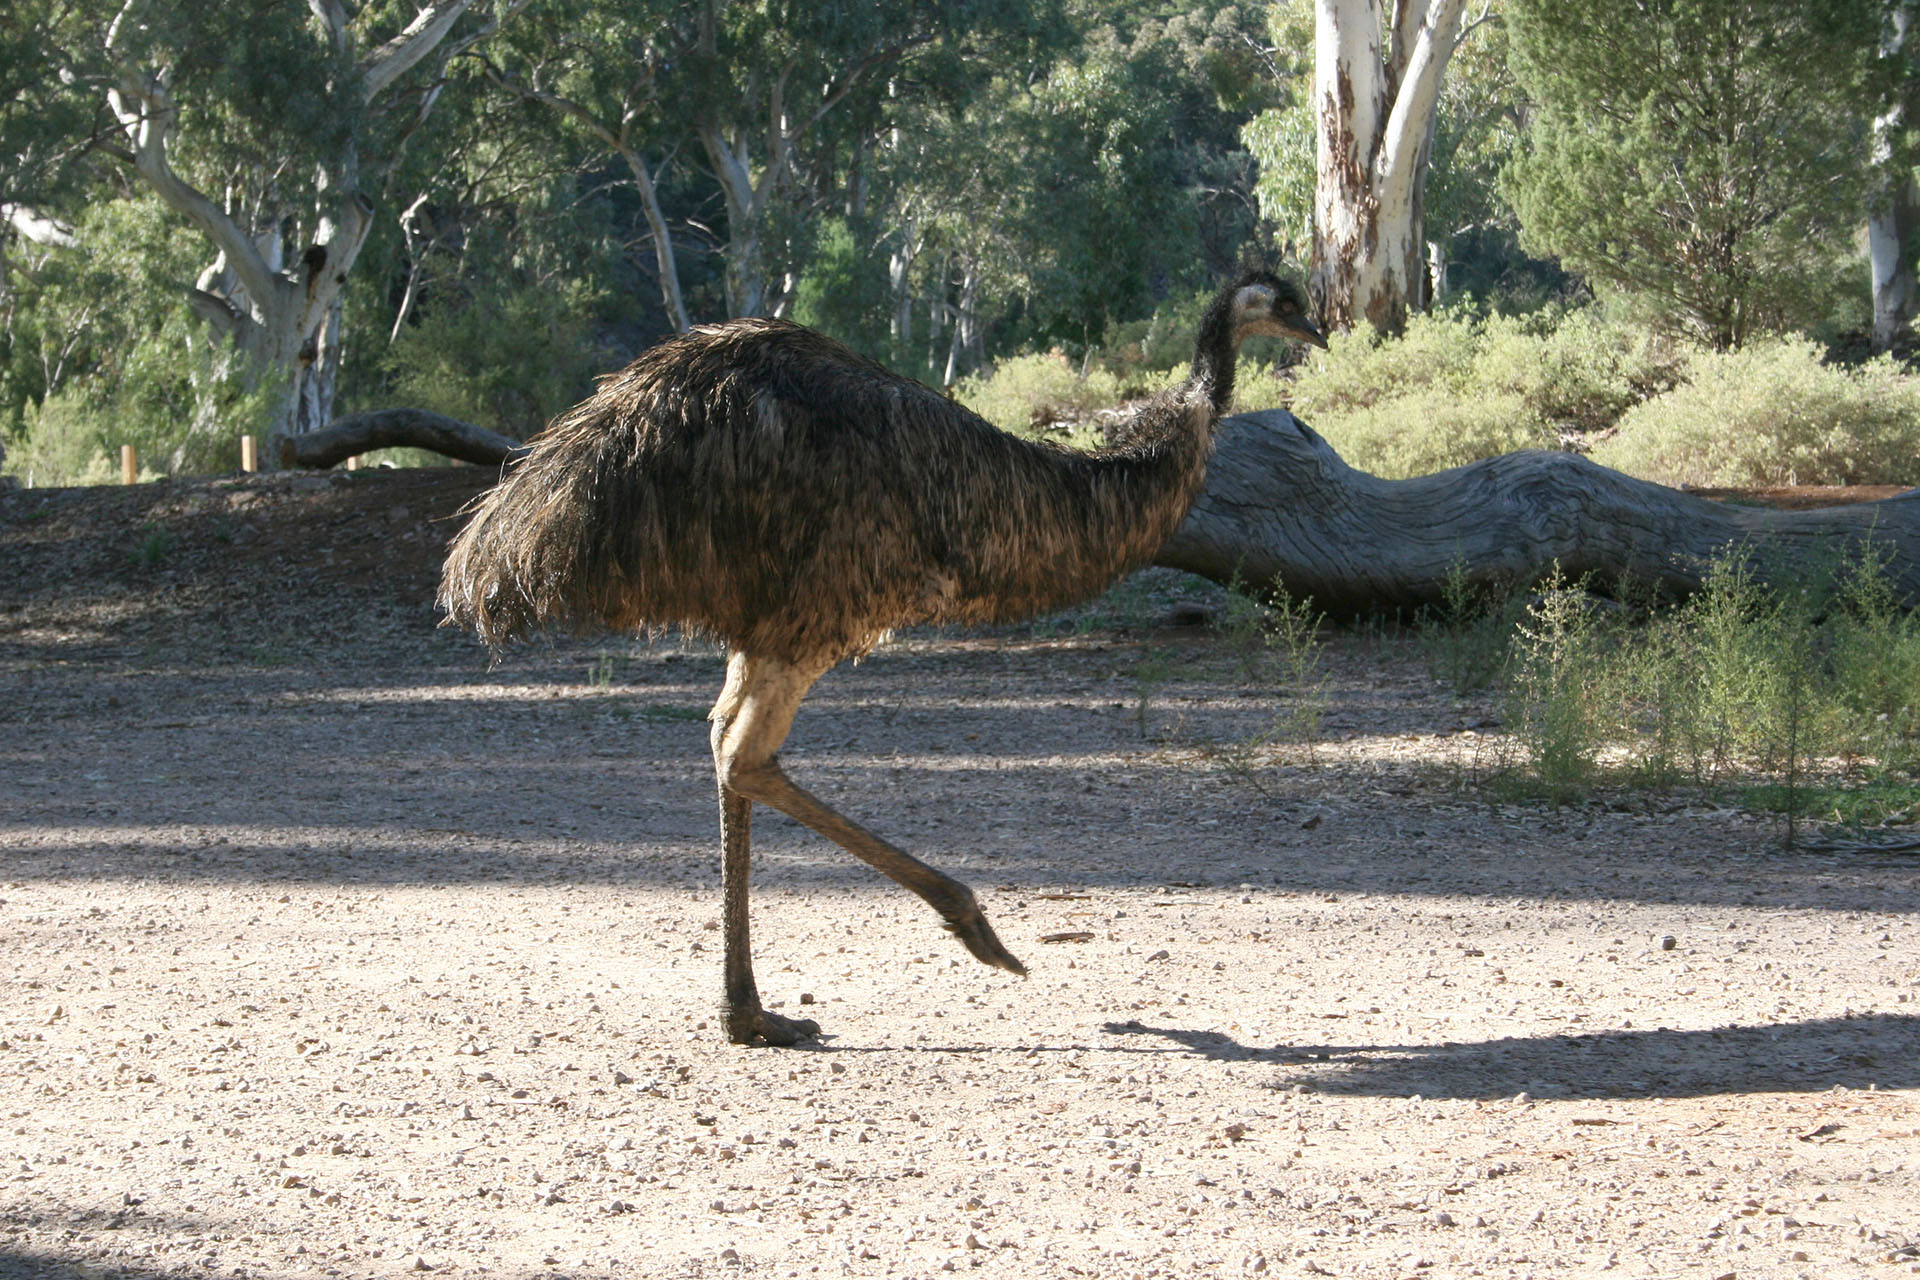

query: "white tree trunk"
(1871, 3), (1920, 353)
(104, 1), (519, 460)
(1311, 0), (1467, 334)
(699, 121), (777, 318)
(477, 63), (692, 333)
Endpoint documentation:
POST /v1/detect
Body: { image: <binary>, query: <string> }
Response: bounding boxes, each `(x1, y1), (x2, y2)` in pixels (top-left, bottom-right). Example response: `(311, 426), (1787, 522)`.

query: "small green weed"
(1421, 558), (1525, 693)
(130, 524), (172, 568)
(1477, 546), (1920, 836)
(1739, 775), (1920, 829)
(1204, 577), (1330, 783)
(1132, 648), (1177, 740)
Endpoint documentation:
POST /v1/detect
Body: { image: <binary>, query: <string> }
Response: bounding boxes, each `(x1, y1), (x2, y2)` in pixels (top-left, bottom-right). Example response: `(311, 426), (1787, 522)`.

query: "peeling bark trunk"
(1155, 410), (1920, 614)
(1871, 3), (1920, 354)
(1310, 0), (1467, 335)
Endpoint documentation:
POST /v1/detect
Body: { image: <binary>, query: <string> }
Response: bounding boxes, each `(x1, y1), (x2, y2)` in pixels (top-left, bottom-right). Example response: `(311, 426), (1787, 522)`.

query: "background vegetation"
(4, 0), (1916, 490)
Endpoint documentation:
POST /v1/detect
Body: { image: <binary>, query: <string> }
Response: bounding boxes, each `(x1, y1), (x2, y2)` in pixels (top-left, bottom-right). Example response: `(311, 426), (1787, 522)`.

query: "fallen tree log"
(279, 409), (530, 471)
(285, 403), (1920, 612)
(1156, 409), (1920, 614)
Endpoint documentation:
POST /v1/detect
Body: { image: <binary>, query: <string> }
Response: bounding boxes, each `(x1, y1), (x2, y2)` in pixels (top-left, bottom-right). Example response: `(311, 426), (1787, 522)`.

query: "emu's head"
(1228, 273), (1327, 349)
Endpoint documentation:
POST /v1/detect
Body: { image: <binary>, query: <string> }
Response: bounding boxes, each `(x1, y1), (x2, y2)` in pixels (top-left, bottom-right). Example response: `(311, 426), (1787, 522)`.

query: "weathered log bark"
(288, 402), (1920, 612)
(279, 409), (529, 470)
(1155, 409), (1920, 615)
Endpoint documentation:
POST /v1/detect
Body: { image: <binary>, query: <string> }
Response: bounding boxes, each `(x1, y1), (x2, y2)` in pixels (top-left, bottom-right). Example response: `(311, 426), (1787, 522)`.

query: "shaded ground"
(1, 469), (1917, 1280)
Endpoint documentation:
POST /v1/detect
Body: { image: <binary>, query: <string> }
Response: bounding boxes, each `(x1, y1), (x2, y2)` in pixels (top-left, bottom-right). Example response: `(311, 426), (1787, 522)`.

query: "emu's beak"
(1288, 318), (1329, 349)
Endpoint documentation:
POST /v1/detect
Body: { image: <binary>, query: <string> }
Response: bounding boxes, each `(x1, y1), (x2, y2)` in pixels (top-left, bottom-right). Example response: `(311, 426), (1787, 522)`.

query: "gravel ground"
(2, 470), (1917, 1280)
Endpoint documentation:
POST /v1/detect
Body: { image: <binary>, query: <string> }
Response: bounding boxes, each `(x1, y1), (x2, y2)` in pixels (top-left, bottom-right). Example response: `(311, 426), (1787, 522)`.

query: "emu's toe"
(947, 907), (1027, 977)
(729, 1007), (823, 1047)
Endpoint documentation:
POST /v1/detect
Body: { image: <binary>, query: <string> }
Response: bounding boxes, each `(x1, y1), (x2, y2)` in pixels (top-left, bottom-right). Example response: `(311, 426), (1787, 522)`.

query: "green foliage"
(791, 218), (892, 361)
(382, 274), (609, 439)
(1288, 313), (1549, 477)
(2, 197), (283, 484)
(1477, 550), (1920, 817)
(1422, 557), (1528, 694)
(1503, 572), (1608, 802)
(1470, 310), (1686, 432)
(1202, 575), (1331, 782)
(1505, 0), (1881, 349)
(952, 352), (1125, 435)
(1590, 340), (1920, 488)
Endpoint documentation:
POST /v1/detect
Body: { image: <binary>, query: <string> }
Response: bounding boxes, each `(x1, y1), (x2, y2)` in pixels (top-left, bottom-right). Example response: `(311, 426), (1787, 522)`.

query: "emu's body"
(441, 271), (1322, 1045)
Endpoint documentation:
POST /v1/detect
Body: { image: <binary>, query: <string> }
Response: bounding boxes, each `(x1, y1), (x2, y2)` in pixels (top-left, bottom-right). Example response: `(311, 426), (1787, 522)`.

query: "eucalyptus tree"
(1243, 0), (1496, 333)
(1871, 0), (1920, 352)
(86, 0), (525, 449)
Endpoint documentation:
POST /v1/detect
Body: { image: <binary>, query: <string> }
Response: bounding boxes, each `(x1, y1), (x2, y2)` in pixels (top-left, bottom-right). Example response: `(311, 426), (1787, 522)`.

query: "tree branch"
(1, 203), (78, 249)
(105, 71), (280, 310)
(360, 0), (473, 102)
(279, 408), (528, 470)
(1377, 0), (1469, 217)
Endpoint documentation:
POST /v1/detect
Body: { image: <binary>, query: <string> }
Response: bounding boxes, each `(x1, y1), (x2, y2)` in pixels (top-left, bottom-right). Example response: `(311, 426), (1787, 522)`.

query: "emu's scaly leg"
(709, 651), (1024, 1043)
(713, 699), (821, 1047)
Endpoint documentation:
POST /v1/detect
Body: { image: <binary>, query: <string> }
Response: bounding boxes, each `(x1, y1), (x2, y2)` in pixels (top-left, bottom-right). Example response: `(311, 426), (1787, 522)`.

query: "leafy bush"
(1309, 387), (1552, 479)
(1100, 288), (1217, 375)
(1472, 309), (1684, 431)
(1290, 312), (1483, 415)
(2, 196), (283, 485)
(1281, 307), (1682, 477)
(382, 275), (608, 439)
(1478, 548), (1920, 810)
(953, 352), (1125, 435)
(1590, 339), (1920, 487)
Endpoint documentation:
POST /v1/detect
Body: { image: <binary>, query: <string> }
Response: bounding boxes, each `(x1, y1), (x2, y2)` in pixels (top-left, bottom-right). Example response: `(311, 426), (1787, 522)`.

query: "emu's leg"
(710, 651), (1025, 1028)
(714, 698), (822, 1047)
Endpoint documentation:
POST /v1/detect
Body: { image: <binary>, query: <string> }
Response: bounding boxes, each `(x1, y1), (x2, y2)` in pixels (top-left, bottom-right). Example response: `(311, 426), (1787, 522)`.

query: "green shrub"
(383, 276), (607, 439)
(1483, 548), (1920, 812)
(1471, 309), (1685, 432)
(1100, 287), (1216, 375)
(5, 390), (125, 486)
(1284, 307), (1672, 478)
(1307, 387), (1552, 479)
(953, 352), (1125, 435)
(1291, 312), (1482, 415)
(1591, 339), (1920, 487)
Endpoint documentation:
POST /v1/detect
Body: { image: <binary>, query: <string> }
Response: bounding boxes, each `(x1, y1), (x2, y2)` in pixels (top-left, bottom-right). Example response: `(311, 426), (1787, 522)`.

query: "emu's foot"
(944, 895), (1027, 977)
(727, 1006), (823, 1047)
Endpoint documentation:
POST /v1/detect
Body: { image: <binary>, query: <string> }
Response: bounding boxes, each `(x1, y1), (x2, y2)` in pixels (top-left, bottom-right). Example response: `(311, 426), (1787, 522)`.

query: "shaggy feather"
(439, 271), (1316, 666)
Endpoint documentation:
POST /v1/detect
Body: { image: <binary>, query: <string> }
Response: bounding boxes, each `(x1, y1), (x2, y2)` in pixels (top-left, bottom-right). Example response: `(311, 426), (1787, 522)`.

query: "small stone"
(799, 992), (816, 1005)
(1661, 935), (1678, 950)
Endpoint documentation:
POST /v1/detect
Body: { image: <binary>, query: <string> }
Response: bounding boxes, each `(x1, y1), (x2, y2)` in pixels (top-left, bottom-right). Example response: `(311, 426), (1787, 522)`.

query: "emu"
(440, 271), (1325, 1046)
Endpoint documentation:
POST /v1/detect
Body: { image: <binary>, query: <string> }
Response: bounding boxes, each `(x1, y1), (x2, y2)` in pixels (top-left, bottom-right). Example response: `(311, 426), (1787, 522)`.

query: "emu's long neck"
(1188, 297), (1241, 418)
(1057, 305), (1241, 591)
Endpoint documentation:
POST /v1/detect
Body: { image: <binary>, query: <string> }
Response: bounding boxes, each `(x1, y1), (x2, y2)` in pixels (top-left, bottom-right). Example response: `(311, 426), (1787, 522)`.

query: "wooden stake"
(240, 434), (258, 473)
(120, 445), (137, 485)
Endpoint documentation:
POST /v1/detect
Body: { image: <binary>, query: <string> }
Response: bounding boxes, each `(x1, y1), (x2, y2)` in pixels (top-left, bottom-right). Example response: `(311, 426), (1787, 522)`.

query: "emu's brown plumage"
(441, 270), (1324, 1045)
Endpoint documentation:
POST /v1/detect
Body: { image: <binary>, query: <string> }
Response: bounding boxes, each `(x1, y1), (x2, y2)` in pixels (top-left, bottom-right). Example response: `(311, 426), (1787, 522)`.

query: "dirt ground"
(2, 468), (1917, 1280)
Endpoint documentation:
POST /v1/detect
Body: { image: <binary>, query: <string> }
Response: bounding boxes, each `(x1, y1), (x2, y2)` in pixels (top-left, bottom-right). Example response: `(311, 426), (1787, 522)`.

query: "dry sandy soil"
(2, 468), (1917, 1280)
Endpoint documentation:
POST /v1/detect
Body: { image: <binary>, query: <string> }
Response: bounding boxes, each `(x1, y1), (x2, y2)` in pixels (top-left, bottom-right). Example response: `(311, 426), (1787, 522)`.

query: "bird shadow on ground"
(1099, 1013), (1920, 1100)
